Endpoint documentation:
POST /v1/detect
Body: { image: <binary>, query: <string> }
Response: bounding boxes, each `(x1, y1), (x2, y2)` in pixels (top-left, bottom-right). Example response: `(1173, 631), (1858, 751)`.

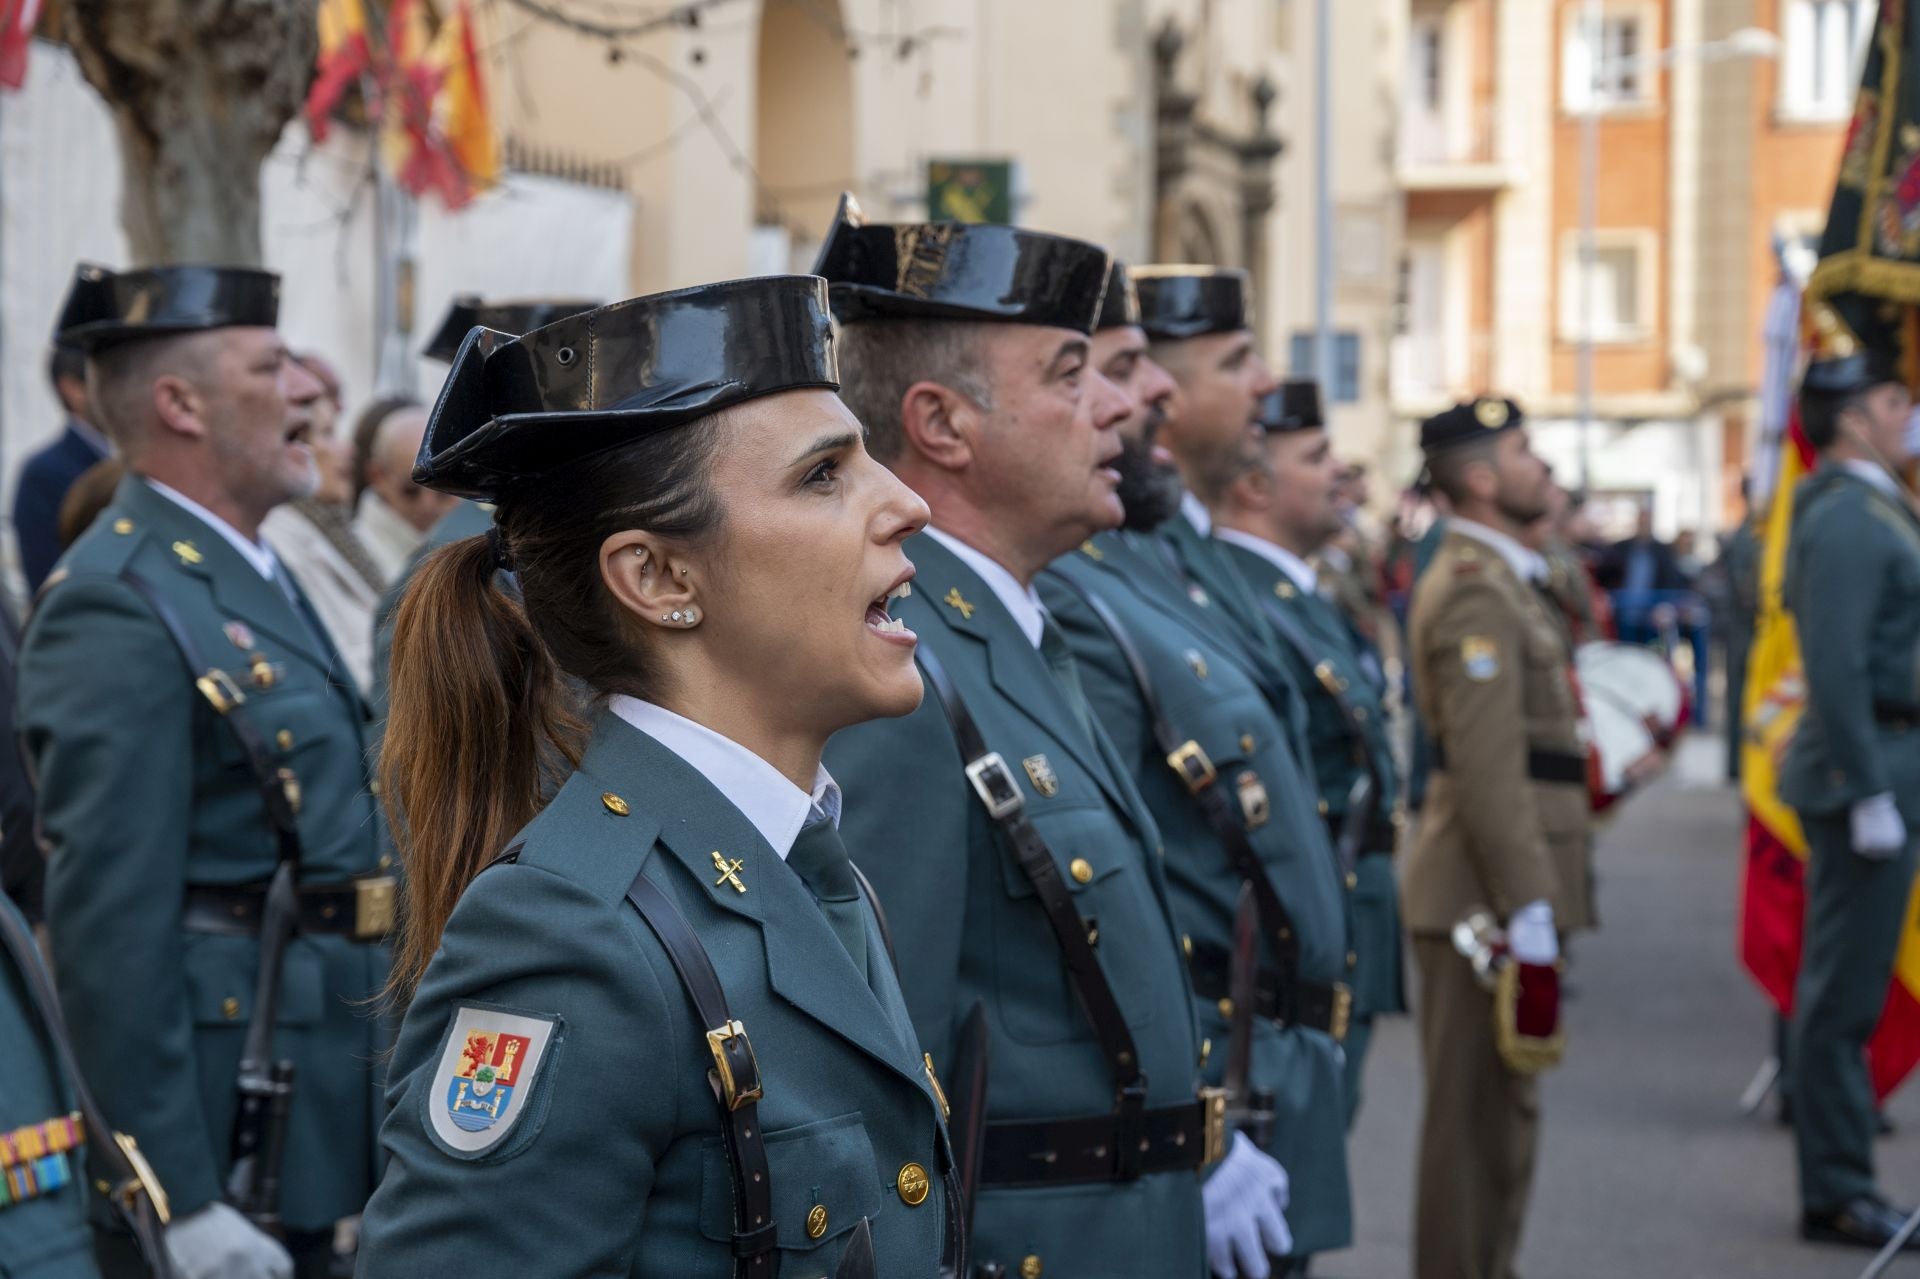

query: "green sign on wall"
(927, 160), (1014, 224)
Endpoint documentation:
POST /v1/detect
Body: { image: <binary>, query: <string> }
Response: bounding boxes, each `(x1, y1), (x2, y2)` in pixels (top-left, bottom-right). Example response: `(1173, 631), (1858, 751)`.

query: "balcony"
(1396, 103), (1524, 192)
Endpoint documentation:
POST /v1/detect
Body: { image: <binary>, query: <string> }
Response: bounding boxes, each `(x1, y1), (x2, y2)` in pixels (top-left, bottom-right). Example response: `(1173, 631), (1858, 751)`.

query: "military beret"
(421, 296), (600, 364)
(57, 262), (280, 354)
(1801, 349), (1903, 398)
(1096, 260), (1142, 330)
(812, 192), (1111, 334)
(1131, 265), (1253, 340)
(1420, 397), (1525, 456)
(1257, 379), (1324, 433)
(416, 275), (839, 502)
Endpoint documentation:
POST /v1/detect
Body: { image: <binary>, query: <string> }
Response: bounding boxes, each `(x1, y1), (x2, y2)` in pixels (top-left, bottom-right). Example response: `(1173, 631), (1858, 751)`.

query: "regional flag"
(306, 0), (372, 141)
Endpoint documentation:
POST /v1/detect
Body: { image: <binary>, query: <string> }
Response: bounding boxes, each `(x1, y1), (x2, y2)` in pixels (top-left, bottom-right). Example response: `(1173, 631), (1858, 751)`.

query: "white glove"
(1202, 1132), (1292, 1278)
(164, 1202), (294, 1279)
(1507, 899), (1559, 965)
(1851, 792), (1909, 860)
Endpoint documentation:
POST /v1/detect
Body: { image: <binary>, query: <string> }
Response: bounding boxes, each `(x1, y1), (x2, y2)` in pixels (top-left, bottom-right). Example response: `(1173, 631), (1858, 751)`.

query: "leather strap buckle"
(706, 1020), (764, 1111)
(1166, 740), (1217, 793)
(276, 766), (302, 817)
(113, 1132), (171, 1225)
(965, 752), (1025, 820)
(1329, 983), (1353, 1043)
(194, 669), (246, 716)
(354, 875), (397, 941)
(1197, 1087), (1229, 1167)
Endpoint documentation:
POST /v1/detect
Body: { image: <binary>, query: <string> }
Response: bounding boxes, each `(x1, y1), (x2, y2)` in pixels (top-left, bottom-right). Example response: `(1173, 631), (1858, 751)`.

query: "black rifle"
(1334, 773), (1377, 879)
(1223, 885), (1275, 1147)
(945, 1002), (991, 1238)
(834, 1218), (877, 1279)
(224, 859), (299, 1232)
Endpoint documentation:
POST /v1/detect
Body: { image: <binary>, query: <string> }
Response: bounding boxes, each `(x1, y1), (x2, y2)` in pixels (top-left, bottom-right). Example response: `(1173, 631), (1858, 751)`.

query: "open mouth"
(866, 573), (914, 636)
(285, 420), (313, 447)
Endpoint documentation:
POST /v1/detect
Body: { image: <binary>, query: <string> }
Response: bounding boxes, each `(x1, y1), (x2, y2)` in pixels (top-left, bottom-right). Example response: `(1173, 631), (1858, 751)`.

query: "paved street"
(1325, 734), (1920, 1279)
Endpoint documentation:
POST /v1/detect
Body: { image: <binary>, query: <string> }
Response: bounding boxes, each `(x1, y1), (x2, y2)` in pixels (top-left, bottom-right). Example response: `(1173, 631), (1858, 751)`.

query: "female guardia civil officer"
(356, 276), (959, 1278)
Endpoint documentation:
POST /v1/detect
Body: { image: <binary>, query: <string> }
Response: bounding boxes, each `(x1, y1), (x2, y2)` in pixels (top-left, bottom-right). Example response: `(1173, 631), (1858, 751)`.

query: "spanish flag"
(428, 2), (498, 193)
(305, 0), (371, 141)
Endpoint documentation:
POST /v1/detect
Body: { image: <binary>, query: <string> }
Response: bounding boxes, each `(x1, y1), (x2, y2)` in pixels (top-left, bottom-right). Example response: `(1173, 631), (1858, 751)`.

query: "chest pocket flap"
(697, 1111), (883, 1253)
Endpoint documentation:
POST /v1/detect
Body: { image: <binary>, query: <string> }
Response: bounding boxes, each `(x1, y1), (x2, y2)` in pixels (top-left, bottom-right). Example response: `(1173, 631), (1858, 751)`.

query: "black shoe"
(1802, 1197), (1920, 1248)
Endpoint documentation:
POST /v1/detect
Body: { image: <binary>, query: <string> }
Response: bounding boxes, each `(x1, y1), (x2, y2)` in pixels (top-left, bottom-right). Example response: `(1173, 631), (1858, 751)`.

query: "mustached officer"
(18, 265), (394, 1279)
(820, 197), (1264, 1278)
(1037, 264), (1348, 1276)
(367, 295), (598, 717)
(357, 277), (955, 1277)
(1214, 381), (1405, 1126)
(1781, 349), (1920, 1251)
(1404, 398), (1585, 1279)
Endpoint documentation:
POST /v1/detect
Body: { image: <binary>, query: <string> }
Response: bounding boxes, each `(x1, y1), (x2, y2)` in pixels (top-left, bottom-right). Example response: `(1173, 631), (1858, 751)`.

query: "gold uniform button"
(1347, 951), (1359, 969)
(602, 792), (631, 816)
(1021, 1256), (1044, 1279)
(1346, 872), (1358, 890)
(379, 854), (393, 870)
(896, 1161), (930, 1206)
(275, 729), (294, 751)
(1069, 858), (1094, 885)
(806, 1204), (828, 1239)
(112, 518), (134, 535)
(1182, 933), (1194, 957)
(1217, 997), (1234, 1019)
(221, 996), (241, 1020)
(1317, 800), (1329, 817)
(369, 779), (383, 797)
(1199, 1037), (1212, 1067)
(1240, 734), (1256, 754)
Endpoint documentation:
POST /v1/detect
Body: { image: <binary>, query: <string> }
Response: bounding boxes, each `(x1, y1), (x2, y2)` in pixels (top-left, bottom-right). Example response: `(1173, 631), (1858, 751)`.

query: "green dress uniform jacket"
(0, 894), (98, 1279)
(1039, 532), (1352, 1256)
(1778, 463), (1920, 1213)
(1219, 539), (1406, 1120)
(369, 499), (493, 718)
(826, 534), (1208, 1279)
(16, 476), (390, 1233)
(359, 712), (953, 1277)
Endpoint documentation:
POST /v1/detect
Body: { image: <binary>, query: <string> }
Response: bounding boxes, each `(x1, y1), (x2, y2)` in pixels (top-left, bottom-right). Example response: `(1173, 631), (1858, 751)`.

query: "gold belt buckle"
(113, 1132), (171, 1225)
(354, 875), (397, 941)
(1166, 740), (1217, 793)
(1197, 1086), (1228, 1167)
(1329, 983), (1353, 1044)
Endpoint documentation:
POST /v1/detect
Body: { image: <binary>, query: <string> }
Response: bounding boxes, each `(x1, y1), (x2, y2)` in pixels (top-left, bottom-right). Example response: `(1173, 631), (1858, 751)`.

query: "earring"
(680, 608), (699, 626)
(665, 608), (700, 626)
(679, 568), (689, 578)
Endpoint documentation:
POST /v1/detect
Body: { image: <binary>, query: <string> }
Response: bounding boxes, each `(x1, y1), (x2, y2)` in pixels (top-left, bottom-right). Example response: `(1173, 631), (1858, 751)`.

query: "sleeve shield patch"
(428, 1005), (559, 1156)
(1461, 636), (1500, 683)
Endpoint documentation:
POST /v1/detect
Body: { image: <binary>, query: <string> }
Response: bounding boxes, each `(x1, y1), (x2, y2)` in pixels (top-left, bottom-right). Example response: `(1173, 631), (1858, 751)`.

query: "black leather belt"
(1431, 744), (1585, 786)
(183, 878), (396, 942)
(979, 1093), (1225, 1188)
(1187, 941), (1351, 1040)
(1874, 700), (1920, 730)
(1322, 811), (1397, 857)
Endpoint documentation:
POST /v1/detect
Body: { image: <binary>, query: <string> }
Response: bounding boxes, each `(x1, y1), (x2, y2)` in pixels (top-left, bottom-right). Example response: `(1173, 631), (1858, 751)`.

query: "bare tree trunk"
(61, 0), (318, 266)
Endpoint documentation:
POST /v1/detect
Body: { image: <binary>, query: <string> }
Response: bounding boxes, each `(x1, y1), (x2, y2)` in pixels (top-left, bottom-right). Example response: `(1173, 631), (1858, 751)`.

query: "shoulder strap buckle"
(1166, 740), (1217, 794)
(964, 752), (1025, 820)
(195, 669), (247, 716)
(706, 1020), (764, 1112)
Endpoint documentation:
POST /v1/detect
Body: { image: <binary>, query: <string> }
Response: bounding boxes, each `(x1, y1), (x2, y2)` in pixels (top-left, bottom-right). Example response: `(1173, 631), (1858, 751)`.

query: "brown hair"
(350, 395), (421, 506)
(379, 414), (730, 1003)
(57, 458), (125, 549)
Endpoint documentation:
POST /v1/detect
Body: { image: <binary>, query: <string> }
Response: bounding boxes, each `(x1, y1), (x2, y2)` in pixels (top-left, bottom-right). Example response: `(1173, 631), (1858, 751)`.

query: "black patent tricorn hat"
(416, 275), (840, 502)
(1132, 265), (1253, 340)
(1257, 379), (1325, 433)
(56, 262), (280, 353)
(1096, 260), (1142, 330)
(1420, 397), (1525, 455)
(421, 296), (600, 364)
(812, 192), (1111, 334)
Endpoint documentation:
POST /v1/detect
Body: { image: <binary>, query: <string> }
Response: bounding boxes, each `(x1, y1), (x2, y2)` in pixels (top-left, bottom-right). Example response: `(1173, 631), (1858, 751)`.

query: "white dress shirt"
(608, 695), (840, 860)
(1215, 527), (1318, 595)
(1180, 490), (1213, 537)
(923, 526), (1048, 650)
(1448, 517), (1547, 584)
(1842, 458), (1903, 502)
(143, 477), (280, 580)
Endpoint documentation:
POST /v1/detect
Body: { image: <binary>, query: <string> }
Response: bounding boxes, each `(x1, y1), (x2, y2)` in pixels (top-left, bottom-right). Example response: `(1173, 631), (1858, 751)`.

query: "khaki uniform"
(1403, 528), (1588, 1279)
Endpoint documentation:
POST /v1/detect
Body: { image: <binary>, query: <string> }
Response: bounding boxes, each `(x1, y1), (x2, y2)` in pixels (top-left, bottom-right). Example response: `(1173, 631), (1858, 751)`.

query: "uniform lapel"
(582, 714), (932, 1093)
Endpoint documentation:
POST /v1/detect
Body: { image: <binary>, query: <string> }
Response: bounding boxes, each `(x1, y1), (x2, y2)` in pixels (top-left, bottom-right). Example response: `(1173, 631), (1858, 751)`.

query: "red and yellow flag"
(305, 0), (371, 141)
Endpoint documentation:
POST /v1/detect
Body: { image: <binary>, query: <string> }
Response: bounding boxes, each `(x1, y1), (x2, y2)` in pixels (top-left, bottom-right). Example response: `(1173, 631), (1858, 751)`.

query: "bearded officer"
(19, 264), (393, 1279)
(1214, 381), (1404, 1127)
(820, 198), (1286, 1279)
(1038, 265), (1350, 1275)
(1780, 350), (1920, 1250)
(1403, 398), (1586, 1279)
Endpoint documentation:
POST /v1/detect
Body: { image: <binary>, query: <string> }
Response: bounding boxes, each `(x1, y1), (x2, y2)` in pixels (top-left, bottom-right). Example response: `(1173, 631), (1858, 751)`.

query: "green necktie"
(788, 819), (868, 977)
(1039, 617), (1099, 748)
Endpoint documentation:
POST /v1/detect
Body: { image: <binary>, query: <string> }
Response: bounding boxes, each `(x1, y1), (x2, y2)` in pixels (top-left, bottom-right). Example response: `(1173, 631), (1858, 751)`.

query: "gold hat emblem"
(1475, 399), (1509, 429)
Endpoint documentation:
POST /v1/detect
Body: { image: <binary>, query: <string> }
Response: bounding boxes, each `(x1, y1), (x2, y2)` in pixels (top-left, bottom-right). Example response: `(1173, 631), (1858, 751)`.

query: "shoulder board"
(1451, 546), (1484, 575)
(478, 842), (525, 874)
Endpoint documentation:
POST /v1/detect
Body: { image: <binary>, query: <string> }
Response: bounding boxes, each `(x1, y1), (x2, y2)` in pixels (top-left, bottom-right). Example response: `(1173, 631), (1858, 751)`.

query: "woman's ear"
(600, 532), (702, 632)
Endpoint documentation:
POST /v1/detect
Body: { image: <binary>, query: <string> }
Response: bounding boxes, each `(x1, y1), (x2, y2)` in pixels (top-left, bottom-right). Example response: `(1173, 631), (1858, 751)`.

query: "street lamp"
(1573, 17), (1780, 490)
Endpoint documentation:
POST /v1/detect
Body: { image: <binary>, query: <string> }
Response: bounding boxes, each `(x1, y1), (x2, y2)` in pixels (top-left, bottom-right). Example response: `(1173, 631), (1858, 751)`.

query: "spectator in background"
(347, 397), (451, 582)
(1602, 504), (1690, 644)
(14, 342), (110, 595)
(55, 457), (124, 554)
(261, 352), (387, 692)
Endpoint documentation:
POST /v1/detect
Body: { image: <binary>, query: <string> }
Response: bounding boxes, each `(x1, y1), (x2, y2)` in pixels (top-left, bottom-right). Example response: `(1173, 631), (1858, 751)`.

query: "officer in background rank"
(1402, 398), (1586, 1279)
(359, 278), (955, 1277)
(1779, 351), (1920, 1251)
(1039, 263), (1350, 1273)
(18, 264), (393, 1279)
(1214, 380), (1405, 1126)
(820, 198), (1281, 1279)
(367, 294), (596, 717)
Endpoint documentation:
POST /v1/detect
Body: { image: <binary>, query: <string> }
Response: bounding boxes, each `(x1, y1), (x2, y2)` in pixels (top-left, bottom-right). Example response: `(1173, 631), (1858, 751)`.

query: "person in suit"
(1779, 351), (1920, 1251)
(1037, 266), (1350, 1275)
(357, 277), (956, 1277)
(1403, 398), (1587, 1279)
(15, 342), (111, 597)
(820, 198), (1282, 1279)
(1600, 505), (1689, 645)
(18, 263), (393, 1279)
(1215, 380), (1405, 1129)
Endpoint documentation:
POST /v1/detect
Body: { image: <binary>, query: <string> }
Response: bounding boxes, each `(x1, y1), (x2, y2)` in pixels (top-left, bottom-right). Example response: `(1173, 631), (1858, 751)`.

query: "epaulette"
(478, 842), (525, 874)
(1452, 544), (1484, 576)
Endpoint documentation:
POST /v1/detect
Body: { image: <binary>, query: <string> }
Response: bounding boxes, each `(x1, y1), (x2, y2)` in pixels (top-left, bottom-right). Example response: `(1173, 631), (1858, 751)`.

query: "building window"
(1563, 9), (1651, 111)
(1288, 332), (1363, 404)
(1558, 233), (1654, 343)
(1414, 20), (1443, 113)
(1780, 0), (1874, 121)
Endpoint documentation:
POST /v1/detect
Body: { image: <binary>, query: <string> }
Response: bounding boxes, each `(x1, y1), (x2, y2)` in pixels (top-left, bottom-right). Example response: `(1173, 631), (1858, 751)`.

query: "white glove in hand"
(1202, 1132), (1292, 1278)
(1507, 900), (1559, 965)
(1852, 792), (1908, 860)
(164, 1202), (294, 1279)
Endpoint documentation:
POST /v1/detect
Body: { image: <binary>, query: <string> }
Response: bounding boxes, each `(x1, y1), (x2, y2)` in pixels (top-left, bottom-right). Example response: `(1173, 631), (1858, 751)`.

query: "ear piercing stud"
(662, 608), (698, 626)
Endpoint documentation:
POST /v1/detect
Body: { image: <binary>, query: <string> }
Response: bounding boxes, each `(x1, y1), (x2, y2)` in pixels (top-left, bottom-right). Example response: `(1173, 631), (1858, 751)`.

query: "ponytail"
(380, 534), (585, 1005)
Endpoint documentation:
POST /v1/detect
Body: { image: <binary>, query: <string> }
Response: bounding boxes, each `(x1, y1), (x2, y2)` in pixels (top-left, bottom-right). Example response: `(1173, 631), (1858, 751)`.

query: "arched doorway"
(752, 0), (855, 272)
